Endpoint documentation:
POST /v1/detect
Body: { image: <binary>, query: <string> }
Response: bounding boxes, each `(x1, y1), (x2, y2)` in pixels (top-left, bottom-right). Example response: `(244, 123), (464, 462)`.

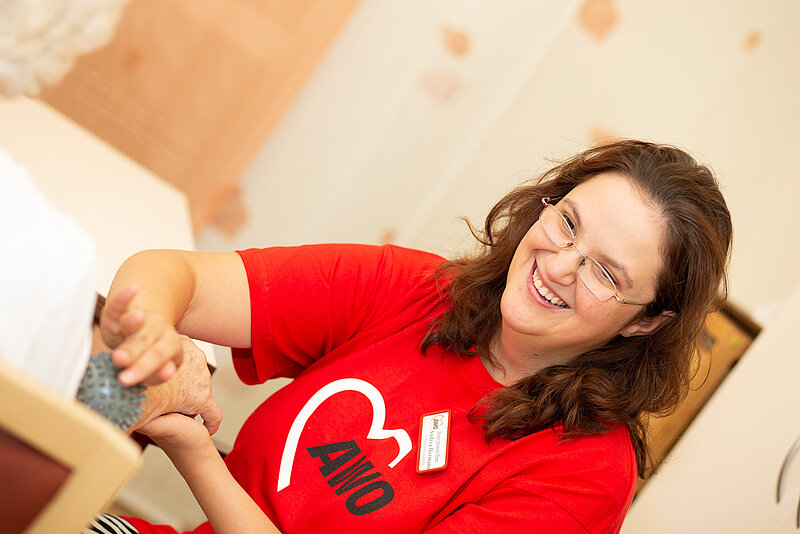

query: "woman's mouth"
(531, 264), (569, 309)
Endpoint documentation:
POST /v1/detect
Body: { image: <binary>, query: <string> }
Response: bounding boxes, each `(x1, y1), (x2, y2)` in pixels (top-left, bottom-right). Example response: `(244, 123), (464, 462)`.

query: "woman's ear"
(621, 310), (676, 337)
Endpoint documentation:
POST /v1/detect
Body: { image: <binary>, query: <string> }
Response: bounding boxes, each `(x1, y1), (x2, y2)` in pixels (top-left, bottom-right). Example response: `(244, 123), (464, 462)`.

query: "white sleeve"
(0, 148), (96, 397)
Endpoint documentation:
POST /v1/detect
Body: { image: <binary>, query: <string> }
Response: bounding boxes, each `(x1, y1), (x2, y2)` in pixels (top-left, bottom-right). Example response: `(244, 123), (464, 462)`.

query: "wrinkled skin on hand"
(132, 336), (222, 435)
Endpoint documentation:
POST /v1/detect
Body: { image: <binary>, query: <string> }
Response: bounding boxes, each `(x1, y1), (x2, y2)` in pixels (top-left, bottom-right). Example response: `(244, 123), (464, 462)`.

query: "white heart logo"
(277, 378), (412, 492)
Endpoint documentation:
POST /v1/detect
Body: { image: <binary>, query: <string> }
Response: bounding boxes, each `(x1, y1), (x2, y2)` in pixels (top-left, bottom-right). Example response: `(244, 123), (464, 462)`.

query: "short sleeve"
(231, 244), (444, 384)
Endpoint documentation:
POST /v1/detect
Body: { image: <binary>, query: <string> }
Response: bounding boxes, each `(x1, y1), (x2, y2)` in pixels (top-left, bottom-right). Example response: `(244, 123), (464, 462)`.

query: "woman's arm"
(102, 250), (251, 385)
(138, 413), (280, 534)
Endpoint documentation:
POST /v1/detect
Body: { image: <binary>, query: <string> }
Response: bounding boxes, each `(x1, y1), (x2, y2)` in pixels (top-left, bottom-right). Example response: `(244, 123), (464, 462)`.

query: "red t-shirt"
(128, 244), (635, 534)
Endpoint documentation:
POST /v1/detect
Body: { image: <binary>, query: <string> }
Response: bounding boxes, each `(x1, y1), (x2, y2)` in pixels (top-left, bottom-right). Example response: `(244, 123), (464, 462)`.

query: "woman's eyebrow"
(562, 198), (634, 289)
(600, 254), (634, 290)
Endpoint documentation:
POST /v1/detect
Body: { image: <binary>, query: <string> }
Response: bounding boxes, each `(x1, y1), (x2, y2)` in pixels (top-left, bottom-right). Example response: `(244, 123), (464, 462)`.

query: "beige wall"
(198, 0), (800, 327)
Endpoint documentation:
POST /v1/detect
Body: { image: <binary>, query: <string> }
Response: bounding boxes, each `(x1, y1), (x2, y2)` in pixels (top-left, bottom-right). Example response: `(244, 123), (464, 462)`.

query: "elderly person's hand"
(131, 336), (222, 435)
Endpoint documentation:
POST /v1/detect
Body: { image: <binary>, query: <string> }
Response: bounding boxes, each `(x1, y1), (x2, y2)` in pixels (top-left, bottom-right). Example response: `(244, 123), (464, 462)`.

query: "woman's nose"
(545, 245), (583, 286)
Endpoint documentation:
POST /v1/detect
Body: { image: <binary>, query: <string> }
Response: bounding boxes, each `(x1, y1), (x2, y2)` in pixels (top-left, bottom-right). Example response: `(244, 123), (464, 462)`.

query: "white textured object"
(0, 147), (97, 397)
(0, 0), (128, 97)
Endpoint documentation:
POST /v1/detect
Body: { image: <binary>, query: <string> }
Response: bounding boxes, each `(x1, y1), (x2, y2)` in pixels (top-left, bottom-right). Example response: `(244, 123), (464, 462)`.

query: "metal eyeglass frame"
(539, 197), (647, 306)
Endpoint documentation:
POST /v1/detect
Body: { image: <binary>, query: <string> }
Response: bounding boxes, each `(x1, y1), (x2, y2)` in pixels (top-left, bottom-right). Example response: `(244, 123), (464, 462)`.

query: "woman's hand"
(138, 413), (214, 457)
(101, 284), (183, 385)
(139, 411), (282, 534)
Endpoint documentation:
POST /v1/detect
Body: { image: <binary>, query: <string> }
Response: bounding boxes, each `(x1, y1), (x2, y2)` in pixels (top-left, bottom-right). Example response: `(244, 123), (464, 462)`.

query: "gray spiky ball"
(76, 352), (147, 431)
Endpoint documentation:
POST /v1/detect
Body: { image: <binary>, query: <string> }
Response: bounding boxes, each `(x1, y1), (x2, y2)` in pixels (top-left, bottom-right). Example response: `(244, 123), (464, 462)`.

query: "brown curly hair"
(422, 140), (732, 478)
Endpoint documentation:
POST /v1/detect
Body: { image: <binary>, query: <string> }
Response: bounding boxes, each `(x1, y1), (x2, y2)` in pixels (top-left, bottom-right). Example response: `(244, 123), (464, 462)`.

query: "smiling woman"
(90, 139), (731, 534)
(493, 173), (669, 379)
(424, 140), (733, 480)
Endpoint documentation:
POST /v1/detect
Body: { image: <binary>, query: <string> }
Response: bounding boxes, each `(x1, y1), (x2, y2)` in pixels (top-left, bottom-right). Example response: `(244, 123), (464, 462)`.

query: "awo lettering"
(307, 440), (395, 516)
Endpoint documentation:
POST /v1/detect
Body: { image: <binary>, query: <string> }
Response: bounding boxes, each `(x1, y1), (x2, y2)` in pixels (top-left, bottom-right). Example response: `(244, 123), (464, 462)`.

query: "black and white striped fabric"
(83, 513), (139, 534)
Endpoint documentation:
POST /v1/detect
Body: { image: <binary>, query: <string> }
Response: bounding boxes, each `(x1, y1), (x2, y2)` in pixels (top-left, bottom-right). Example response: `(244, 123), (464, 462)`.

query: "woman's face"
(498, 172), (667, 368)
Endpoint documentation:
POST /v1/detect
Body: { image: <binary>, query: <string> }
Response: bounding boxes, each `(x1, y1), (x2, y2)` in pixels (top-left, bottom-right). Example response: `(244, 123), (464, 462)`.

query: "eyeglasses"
(538, 197), (646, 306)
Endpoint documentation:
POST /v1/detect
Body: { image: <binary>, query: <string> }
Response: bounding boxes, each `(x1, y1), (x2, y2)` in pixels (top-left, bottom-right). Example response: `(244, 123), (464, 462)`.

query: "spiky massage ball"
(76, 351), (147, 431)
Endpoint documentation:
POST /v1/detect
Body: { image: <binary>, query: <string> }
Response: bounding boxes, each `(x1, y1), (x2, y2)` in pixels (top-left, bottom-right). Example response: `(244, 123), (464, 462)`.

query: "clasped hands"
(100, 284), (222, 442)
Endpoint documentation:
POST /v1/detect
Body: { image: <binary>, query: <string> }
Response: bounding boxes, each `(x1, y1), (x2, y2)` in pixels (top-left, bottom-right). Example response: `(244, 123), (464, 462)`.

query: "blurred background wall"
(196, 0), (800, 329)
(34, 0), (800, 528)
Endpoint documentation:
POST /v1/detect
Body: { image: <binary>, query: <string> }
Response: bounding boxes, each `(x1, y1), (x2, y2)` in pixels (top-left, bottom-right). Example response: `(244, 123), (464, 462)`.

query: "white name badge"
(416, 410), (451, 474)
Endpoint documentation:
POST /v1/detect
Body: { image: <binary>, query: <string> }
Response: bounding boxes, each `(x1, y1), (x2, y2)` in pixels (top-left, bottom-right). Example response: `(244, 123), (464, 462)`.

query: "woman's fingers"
(137, 413), (179, 439)
(105, 284), (138, 321)
(120, 308), (146, 335)
(117, 327), (183, 385)
(110, 309), (146, 366)
(113, 314), (160, 365)
(138, 413), (209, 453)
(201, 398), (224, 436)
(147, 361), (178, 385)
(101, 285), (185, 386)
(101, 284), (139, 347)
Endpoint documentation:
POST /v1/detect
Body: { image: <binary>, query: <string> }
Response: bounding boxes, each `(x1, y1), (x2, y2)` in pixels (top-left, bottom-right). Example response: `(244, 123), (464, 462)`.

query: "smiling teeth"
(533, 267), (567, 308)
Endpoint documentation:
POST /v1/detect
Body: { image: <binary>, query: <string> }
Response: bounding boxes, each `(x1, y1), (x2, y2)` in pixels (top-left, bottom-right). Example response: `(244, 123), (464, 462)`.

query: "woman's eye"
(602, 268), (617, 286)
(590, 260), (617, 287)
(563, 214), (577, 234)
(602, 265), (622, 289)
